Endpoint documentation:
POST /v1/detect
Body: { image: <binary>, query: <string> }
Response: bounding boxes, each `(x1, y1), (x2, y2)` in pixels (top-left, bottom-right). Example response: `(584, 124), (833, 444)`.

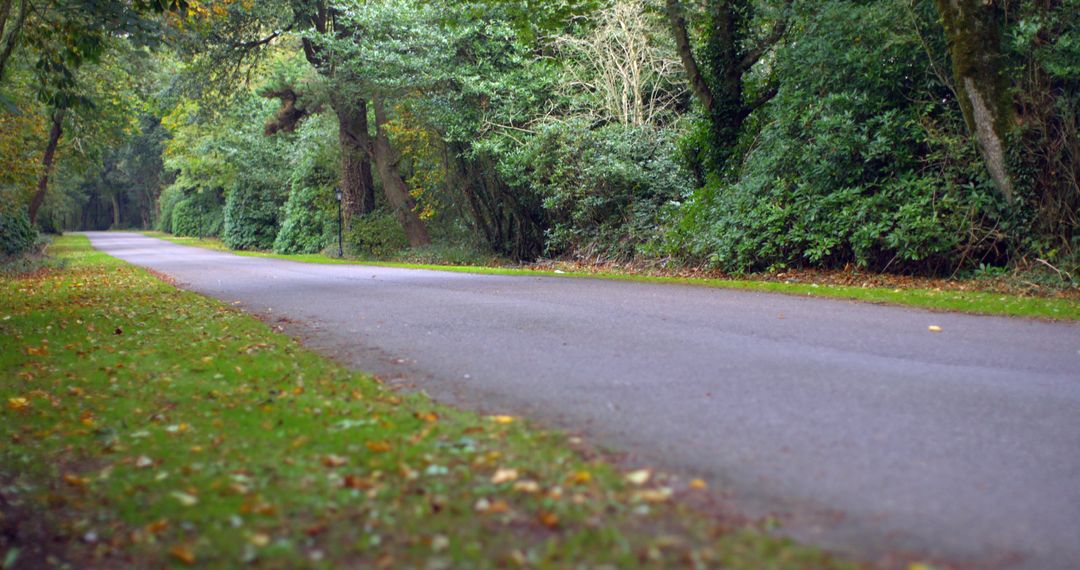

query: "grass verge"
(1, 235), (855, 569)
(142, 232), (1080, 321)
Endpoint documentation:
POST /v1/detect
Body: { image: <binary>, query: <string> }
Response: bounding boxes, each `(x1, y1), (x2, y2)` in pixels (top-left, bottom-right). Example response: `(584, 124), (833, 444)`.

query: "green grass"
(143, 232), (1080, 321)
(0, 235), (856, 569)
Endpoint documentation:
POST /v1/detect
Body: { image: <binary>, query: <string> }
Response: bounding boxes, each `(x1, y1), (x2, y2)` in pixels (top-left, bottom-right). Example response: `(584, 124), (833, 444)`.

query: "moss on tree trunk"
(934, 0), (1015, 201)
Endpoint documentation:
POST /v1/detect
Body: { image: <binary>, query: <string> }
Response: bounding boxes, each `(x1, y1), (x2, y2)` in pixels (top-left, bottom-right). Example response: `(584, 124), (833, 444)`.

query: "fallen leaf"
(322, 454), (347, 468)
(633, 487), (673, 503)
(135, 455), (153, 468)
(928, 325), (943, 332)
(343, 475), (373, 490)
(414, 411), (438, 423)
(490, 415), (515, 424)
(512, 480), (540, 493)
(249, 533), (270, 547)
(569, 470), (592, 485)
(689, 479), (708, 490)
(169, 544), (195, 565)
(625, 469), (651, 485)
(170, 491), (198, 506)
(538, 511), (559, 528)
(145, 520), (168, 534)
(366, 441), (391, 453)
(7, 397), (29, 411)
(63, 474), (90, 487)
(491, 468), (519, 484)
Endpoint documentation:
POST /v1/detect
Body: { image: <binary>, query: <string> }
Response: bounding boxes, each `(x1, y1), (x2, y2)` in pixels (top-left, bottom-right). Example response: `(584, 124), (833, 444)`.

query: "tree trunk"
(333, 98), (376, 222)
(371, 97), (430, 247)
(0, 0), (27, 84)
(28, 108), (65, 225)
(934, 0), (1014, 201)
(111, 194), (121, 228)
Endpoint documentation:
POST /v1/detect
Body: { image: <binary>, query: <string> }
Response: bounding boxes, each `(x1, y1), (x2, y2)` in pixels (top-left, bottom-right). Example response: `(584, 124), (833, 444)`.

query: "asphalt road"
(86, 232), (1080, 569)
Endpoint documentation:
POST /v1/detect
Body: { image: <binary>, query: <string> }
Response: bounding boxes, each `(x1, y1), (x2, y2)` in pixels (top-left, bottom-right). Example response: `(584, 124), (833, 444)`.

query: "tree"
(665, 0), (791, 175)
(933, 0), (1014, 201)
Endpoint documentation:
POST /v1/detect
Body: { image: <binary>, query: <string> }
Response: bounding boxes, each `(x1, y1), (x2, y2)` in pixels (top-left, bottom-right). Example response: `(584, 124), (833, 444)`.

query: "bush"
(498, 120), (690, 261)
(170, 191), (224, 237)
(345, 210), (408, 258)
(274, 183), (336, 254)
(157, 186), (184, 233)
(0, 202), (37, 259)
(663, 0), (1007, 274)
(223, 180), (284, 251)
(273, 137), (338, 254)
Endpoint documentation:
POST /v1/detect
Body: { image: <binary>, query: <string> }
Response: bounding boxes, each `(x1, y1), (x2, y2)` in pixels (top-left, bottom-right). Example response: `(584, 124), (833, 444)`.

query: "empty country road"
(86, 232), (1080, 569)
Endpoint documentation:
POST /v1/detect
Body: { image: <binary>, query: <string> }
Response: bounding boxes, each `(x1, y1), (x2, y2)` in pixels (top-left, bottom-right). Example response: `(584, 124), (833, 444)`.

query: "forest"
(1, 0), (1078, 278)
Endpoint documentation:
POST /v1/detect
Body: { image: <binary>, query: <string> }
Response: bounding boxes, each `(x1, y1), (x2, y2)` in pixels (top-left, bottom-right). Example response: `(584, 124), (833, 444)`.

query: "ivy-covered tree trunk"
(372, 97), (430, 247)
(934, 0), (1014, 201)
(333, 98), (376, 221)
(666, 0), (787, 175)
(28, 107), (64, 225)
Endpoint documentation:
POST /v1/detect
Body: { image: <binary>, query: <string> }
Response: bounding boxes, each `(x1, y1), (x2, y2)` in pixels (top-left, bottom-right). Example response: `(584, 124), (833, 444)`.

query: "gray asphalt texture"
(86, 232), (1080, 569)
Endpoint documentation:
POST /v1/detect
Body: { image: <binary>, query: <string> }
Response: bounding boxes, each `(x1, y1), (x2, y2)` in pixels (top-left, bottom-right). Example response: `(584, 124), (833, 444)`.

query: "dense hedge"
(346, 210), (408, 258)
(498, 121), (690, 261)
(0, 203), (37, 258)
(274, 183), (335, 254)
(223, 180), (284, 251)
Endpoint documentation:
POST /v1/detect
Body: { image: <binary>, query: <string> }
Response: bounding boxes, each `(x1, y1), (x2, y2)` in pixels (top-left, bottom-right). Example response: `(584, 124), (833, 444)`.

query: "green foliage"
(665, 0), (1007, 274)
(345, 210), (409, 258)
(274, 183), (335, 254)
(499, 120), (689, 260)
(0, 201), (37, 258)
(273, 115), (339, 254)
(222, 180), (283, 251)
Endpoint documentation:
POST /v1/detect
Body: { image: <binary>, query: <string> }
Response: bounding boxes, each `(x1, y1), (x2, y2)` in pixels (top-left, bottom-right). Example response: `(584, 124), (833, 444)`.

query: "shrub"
(663, 0), (1007, 274)
(170, 191), (224, 238)
(0, 202), (37, 259)
(223, 180), (284, 251)
(345, 210), (408, 258)
(498, 120), (690, 261)
(274, 183), (336, 254)
(273, 136), (338, 254)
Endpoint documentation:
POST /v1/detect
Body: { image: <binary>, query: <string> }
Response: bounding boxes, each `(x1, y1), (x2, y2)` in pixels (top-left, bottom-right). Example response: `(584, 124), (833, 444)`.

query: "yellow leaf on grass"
(490, 415), (515, 424)
(538, 511), (559, 528)
(414, 411), (439, 423)
(63, 473), (90, 487)
(366, 441), (392, 453)
(569, 470), (592, 485)
(513, 480), (540, 493)
(491, 468), (519, 484)
(322, 454), (347, 467)
(7, 397), (29, 411)
(169, 544), (196, 565)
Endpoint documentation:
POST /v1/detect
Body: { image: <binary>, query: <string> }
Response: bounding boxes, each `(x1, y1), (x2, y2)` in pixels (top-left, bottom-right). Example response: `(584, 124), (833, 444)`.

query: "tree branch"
(739, 0), (792, 72)
(232, 25), (291, 51)
(665, 0), (714, 114)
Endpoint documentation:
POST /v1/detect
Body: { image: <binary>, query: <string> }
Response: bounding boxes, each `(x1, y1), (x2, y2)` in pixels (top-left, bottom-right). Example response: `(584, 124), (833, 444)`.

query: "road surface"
(86, 232), (1080, 569)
